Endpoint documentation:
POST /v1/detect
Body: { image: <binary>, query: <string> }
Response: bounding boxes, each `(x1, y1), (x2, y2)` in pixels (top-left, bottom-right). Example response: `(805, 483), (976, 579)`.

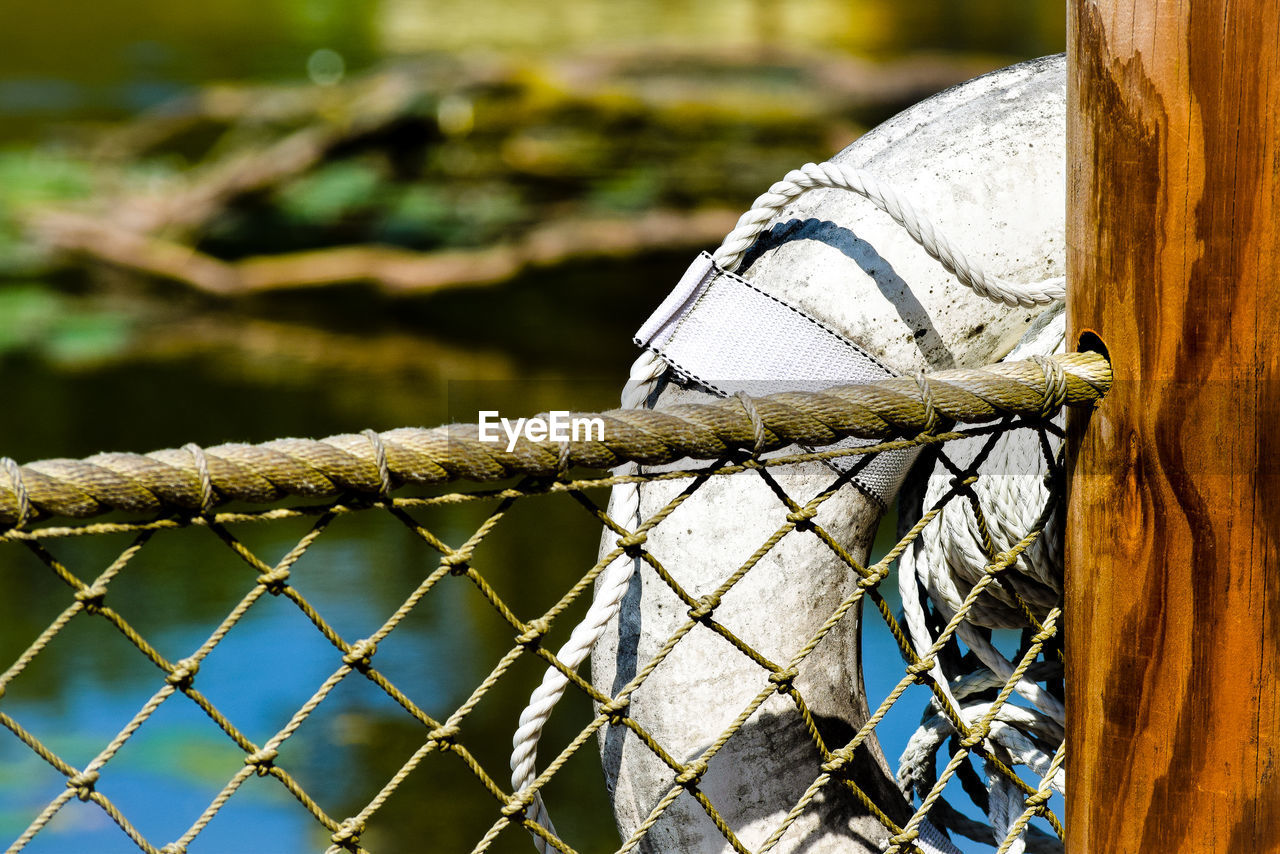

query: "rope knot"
(820, 746), (853, 774)
(687, 595), (717, 622)
(905, 658), (936, 683)
(66, 769), (99, 801)
(74, 584), (107, 612)
(500, 796), (530, 818)
(330, 817), (364, 848)
(1031, 619), (1059, 644)
(441, 551), (471, 574)
(616, 531), (647, 557)
(166, 657), (200, 688)
(888, 830), (921, 848)
(244, 746), (278, 775)
(160, 844), (188, 854)
(428, 723), (460, 745)
(1024, 788), (1053, 810)
(342, 638), (378, 671)
(675, 759), (708, 789)
(600, 696), (630, 725)
(515, 619), (550, 648)
(768, 668), (798, 693)
(785, 505), (818, 530)
(256, 567), (291, 594)
(986, 548), (1019, 576)
(857, 574), (883, 591)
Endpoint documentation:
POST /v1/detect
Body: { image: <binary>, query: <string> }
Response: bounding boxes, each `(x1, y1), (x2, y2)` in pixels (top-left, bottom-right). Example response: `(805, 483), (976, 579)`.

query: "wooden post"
(1066, 2), (1280, 851)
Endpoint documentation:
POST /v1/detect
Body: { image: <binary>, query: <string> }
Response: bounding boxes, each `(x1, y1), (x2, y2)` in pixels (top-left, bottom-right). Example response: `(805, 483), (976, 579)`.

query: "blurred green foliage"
(276, 158), (385, 225)
(0, 150), (94, 273)
(0, 285), (135, 363)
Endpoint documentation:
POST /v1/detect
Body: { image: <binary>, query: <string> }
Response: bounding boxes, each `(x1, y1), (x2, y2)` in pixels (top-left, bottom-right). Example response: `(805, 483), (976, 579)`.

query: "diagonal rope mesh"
(0, 353), (1107, 854)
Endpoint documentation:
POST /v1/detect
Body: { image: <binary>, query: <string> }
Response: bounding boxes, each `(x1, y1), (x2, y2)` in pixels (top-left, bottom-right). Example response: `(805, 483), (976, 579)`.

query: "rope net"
(0, 353), (1106, 854)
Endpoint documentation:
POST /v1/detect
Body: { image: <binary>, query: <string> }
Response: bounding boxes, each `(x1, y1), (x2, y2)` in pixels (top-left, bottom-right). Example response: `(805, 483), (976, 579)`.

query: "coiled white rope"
(509, 160), (1065, 852)
(896, 668), (1065, 853)
(896, 307), (1067, 852)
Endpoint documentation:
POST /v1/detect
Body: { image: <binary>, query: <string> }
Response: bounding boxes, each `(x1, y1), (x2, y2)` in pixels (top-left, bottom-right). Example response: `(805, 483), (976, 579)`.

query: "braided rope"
(0, 353), (1108, 531)
(713, 162), (1064, 308)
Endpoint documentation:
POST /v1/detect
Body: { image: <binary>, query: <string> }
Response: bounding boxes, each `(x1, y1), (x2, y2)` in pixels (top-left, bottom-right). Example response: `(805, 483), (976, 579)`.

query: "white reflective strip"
(634, 252), (918, 505)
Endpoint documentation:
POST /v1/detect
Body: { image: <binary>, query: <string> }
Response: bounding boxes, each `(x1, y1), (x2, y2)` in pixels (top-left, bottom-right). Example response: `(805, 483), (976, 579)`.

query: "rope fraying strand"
(2, 457), (31, 529)
(733, 390), (769, 457)
(182, 443), (215, 514)
(362, 428), (392, 497)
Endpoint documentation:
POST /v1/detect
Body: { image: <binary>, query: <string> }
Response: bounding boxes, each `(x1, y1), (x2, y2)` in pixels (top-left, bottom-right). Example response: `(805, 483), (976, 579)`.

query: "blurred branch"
(31, 212), (242, 294)
(106, 74), (431, 238)
(35, 208), (738, 296)
(95, 49), (988, 160)
(12, 48), (996, 297)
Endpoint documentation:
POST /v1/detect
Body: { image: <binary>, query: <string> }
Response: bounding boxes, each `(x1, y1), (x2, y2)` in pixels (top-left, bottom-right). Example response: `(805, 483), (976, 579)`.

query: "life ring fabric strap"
(634, 251), (918, 505)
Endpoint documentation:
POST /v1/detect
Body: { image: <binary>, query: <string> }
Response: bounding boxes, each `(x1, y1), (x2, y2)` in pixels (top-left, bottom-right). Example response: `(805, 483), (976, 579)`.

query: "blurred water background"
(0, 3), (1065, 852)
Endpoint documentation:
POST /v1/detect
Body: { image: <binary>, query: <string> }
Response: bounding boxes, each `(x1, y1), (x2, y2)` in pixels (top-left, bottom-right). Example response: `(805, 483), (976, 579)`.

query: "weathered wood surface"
(1066, 2), (1280, 851)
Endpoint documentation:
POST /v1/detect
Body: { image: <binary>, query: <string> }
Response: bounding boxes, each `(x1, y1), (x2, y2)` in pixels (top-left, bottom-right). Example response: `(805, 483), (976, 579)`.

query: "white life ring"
(511, 54), (1067, 854)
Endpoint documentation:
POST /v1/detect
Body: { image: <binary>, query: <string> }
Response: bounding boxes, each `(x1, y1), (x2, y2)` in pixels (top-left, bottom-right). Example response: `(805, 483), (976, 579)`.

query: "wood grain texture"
(1067, 1), (1280, 851)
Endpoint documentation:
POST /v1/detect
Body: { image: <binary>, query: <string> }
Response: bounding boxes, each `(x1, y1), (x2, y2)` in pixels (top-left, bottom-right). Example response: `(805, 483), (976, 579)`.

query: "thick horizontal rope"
(0, 352), (1109, 528)
(0, 434), (989, 544)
